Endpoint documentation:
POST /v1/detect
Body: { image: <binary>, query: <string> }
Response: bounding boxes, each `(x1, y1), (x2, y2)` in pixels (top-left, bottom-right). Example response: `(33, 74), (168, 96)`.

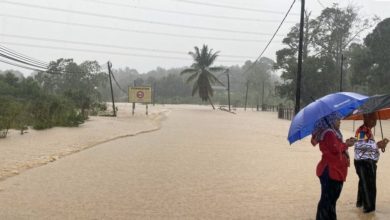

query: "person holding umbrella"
(354, 112), (389, 213)
(311, 112), (356, 220)
(287, 92), (369, 219)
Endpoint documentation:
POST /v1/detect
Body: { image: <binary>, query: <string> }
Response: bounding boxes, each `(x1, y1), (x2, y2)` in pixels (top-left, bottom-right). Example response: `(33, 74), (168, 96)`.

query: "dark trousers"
(316, 167), (343, 220)
(354, 159), (377, 212)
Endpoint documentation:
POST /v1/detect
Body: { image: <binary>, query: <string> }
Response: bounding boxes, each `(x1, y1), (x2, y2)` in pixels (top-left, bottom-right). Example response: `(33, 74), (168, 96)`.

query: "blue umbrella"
(288, 92), (369, 144)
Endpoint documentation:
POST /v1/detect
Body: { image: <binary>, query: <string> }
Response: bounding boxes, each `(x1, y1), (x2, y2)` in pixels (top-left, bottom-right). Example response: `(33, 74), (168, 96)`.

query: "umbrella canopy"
(344, 94), (390, 140)
(288, 92), (368, 144)
(344, 94), (390, 120)
(345, 108), (390, 120)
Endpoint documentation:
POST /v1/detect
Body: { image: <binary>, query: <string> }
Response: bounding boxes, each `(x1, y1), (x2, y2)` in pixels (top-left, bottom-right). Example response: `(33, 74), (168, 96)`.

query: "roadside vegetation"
(0, 59), (107, 138)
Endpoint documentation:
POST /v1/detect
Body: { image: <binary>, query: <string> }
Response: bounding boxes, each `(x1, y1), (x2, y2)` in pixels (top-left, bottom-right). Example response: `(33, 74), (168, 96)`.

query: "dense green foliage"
(0, 59), (108, 137)
(0, 72), (81, 136)
(349, 18), (390, 94)
(35, 59), (107, 118)
(275, 5), (378, 106)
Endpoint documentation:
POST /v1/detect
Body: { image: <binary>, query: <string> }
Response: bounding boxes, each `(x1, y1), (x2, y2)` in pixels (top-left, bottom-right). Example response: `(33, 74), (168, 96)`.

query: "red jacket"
(316, 130), (349, 182)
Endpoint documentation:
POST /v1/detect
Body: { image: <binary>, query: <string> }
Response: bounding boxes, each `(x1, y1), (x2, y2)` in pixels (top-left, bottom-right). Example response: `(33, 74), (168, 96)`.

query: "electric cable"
(0, 44), (117, 78)
(0, 44), (49, 67)
(172, 0), (299, 15)
(109, 70), (128, 94)
(82, 0), (296, 23)
(0, 14), (278, 42)
(0, 41), (246, 63)
(0, 1), (283, 36)
(0, 58), (46, 72)
(0, 46), (105, 76)
(0, 51), (48, 69)
(242, 0), (297, 75)
(0, 33), (256, 59)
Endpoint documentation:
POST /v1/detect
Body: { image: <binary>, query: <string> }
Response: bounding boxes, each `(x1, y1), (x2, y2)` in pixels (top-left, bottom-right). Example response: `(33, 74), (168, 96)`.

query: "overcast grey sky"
(0, 0), (389, 76)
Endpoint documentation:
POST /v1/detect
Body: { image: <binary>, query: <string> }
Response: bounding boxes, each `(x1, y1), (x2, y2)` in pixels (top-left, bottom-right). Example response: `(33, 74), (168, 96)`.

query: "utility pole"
(294, 0), (305, 115)
(132, 80), (136, 116)
(226, 69), (231, 112)
(340, 54), (344, 92)
(107, 61), (116, 117)
(244, 80), (249, 111)
(255, 65), (260, 111)
(262, 80), (265, 110)
(153, 82), (156, 106)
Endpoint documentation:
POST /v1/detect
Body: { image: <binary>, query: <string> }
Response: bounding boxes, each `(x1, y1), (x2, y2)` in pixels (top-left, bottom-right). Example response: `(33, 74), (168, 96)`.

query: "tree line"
(275, 4), (390, 107)
(102, 56), (281, 109)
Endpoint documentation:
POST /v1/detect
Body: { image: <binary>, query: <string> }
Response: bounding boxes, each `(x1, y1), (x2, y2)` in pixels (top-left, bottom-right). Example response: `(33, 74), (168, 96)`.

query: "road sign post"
(129, 86), (152, 116)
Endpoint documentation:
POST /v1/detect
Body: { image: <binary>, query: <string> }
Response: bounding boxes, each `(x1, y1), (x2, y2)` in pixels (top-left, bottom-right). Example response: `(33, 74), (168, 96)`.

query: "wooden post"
(294, 0), (305, 115)
(262, 80), (265, 111)
(153, 82), (156, 106)
(244, 80), (249, 111)
(132, 80), (136, 116)
(226, 69), (231, 112)
(107, 61), (116, 117)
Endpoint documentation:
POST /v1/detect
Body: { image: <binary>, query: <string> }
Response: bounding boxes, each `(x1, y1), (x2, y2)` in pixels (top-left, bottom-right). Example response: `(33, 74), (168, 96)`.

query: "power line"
(172, 0), (299, 15)
(0, 51), (48, 69)
(0, 47), (74, 75)
(82, 0), (296, 24)
(0, 53), (106, 76)
(0, 44), (49, 66)
(0, 41), (186, 60)
(0, 41), (247, 63)
(0, 48), (47, 69)
(0, 45), (111, 76)
(0, 44), (104, 75)
(0, 1), (282, 36)
(0, 48), (48, 69)
(109, 69), (128, 94)
(0, 58), (46, 72)
(0, 14), (281, 42)
(0, 33), (256, 59)
(242, 0), (297, 75)
(316, 0), (325, 8)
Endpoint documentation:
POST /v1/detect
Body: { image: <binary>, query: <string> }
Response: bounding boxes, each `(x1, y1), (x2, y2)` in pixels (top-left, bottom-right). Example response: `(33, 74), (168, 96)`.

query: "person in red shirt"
(311, 112), (355, 220)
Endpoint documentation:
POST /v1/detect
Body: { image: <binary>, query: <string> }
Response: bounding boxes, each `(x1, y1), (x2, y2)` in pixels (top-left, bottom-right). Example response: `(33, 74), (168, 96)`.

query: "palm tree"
(181, 45), (225, 110)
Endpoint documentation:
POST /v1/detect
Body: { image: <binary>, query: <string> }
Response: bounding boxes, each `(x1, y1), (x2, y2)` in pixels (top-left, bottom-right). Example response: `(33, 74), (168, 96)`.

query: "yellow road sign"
(129, 87), (152, 103)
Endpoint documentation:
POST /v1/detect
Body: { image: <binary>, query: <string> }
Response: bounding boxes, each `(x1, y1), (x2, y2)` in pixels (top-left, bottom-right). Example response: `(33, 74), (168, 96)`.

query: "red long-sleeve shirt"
(316, 130), (349, 182)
